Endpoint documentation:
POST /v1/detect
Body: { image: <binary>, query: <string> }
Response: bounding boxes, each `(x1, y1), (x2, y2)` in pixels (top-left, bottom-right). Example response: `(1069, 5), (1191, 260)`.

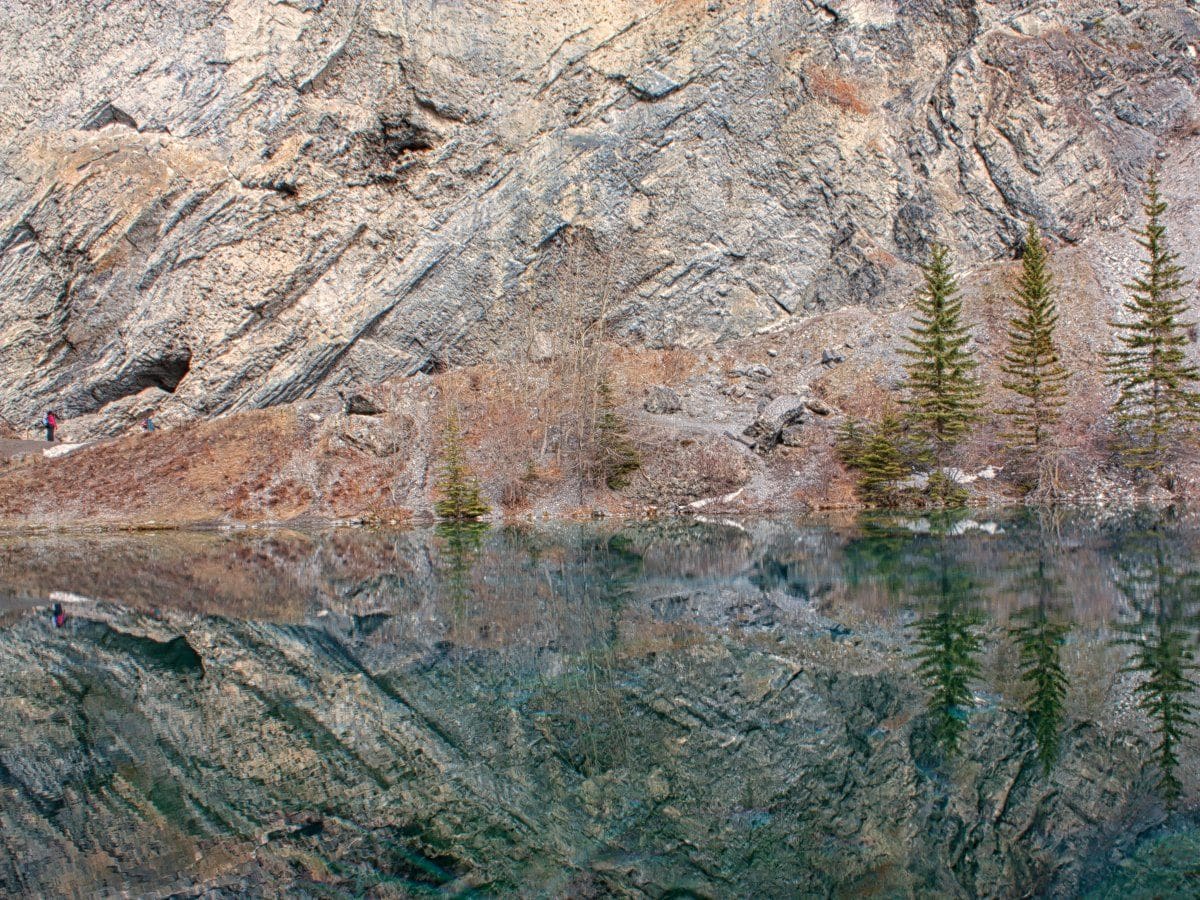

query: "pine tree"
(900, 244), (983, 504)
(836, 414), (919, 507)
(595, 379), (641, 490)
(434, 406), (491, 522)
(834, 418), (867, 470)
(1000, 221), (1070, 457)
(855, 413), (910, 507)
(1106, 171), (1200, 473)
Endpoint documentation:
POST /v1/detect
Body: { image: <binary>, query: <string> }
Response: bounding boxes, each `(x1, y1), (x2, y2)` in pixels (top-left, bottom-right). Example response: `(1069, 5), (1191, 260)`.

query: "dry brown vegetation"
(806, 65), (872, 116)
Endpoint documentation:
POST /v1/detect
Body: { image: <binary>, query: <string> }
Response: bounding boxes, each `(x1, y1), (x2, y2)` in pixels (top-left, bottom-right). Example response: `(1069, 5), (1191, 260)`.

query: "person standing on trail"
(43, 410), (57, 442)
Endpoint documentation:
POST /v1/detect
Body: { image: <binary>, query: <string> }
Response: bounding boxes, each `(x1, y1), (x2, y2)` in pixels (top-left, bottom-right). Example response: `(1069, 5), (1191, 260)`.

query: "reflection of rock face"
(0, 591), (1185, 897)
(1, 513), (1199, 895)
(1, 2), (1199, 436)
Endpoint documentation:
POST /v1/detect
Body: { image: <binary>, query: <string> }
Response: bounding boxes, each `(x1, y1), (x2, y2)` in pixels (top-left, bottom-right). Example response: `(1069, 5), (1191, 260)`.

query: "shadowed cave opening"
(135, 350), (191, 394)
(78, 349), (193, 416)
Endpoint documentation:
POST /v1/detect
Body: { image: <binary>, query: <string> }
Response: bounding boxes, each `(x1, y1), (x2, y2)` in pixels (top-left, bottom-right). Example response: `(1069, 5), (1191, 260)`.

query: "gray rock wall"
(1, 1), (1197, 436)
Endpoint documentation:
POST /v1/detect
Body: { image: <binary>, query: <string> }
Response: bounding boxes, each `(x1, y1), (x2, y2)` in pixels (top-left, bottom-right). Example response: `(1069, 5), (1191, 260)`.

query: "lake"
(0, 510), (1196, 897)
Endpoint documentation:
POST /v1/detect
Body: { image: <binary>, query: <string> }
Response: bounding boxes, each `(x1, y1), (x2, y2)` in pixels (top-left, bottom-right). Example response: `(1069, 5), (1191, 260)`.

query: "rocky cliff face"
(2, 1), (1198, 438)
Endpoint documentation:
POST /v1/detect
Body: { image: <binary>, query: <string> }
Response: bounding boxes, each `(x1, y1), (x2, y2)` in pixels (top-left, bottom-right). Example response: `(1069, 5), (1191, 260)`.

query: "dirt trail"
(0, 439), (52, 460)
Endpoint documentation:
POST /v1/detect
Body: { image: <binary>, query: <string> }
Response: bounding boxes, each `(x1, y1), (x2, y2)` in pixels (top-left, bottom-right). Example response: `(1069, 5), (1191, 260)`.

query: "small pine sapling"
(434, 406), (491, 522)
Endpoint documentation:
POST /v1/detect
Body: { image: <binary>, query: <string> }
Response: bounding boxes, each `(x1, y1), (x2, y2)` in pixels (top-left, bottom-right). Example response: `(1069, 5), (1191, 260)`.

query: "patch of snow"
(689, 487), (745, 509)
(48, 590), (93, 604)
(43, 442), (85, 459)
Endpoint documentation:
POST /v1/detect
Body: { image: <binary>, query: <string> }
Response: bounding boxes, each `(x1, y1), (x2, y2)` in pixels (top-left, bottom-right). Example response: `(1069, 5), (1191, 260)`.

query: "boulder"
(780, 425), (806, 447)
(742, 395), (809, 452)
(644, 385), (683, 415)
(528, 331), (555, 363)
(805, 397), (832, 416)
(345, 393), (383, 416)
(730, 363), (774, 381)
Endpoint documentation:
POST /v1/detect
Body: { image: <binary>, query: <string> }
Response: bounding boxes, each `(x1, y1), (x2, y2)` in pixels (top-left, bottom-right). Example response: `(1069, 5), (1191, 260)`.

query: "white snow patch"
(43, 442), (86, 459)
(48, 590), (94, 604)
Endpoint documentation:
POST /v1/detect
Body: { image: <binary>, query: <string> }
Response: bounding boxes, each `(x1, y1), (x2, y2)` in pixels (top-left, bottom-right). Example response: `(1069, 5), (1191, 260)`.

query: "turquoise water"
(0, 509), (1196, 896)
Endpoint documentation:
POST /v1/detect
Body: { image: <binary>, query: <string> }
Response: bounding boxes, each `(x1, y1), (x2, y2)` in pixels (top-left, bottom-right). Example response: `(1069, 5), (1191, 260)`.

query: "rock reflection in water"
(0, 510), (1196, 897)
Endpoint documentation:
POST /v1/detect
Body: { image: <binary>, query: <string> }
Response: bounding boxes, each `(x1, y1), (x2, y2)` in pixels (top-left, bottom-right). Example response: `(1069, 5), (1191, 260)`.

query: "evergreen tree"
(1106, 171), (1200, 473)
(434, 406), (491, 522)
(1000, 221), (1070, 457)
(834, 418), (867, 470)
(595, 379), (641, 490)
(836, 412), (925, 507)
(855, 413), (911, 507)
(900, 244), (983, 504)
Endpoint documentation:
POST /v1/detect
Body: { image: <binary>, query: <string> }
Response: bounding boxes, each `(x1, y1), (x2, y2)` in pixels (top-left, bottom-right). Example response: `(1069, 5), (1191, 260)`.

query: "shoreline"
(0, 495), (1191, 538)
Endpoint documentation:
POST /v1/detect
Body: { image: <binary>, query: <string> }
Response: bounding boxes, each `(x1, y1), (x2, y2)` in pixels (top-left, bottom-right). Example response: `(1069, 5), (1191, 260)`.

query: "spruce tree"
(434, 406), (491, 522)
(900, 244), (983, 504)
(1106, 171), (1200, 473)
(855, 413), (910, 507)
(1000, 221), (1069, 457)
(595, 379), (641, 490)
(837, 413), (922, 507)
(834, 418), (867, 471)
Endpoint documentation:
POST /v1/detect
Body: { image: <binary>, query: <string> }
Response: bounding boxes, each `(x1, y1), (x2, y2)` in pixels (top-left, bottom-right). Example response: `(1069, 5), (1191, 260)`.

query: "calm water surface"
(0, 510), (1196, 897)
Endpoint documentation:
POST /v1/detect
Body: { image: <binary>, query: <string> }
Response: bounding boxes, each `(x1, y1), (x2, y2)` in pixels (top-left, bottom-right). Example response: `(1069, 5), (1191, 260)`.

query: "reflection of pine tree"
(1123, 615), (1198, 803)
(910, 553), (983, 755)
(1011, 595), (1070, 776)
(436, 521), (489, 617)
(1111, 522), (1199, 804)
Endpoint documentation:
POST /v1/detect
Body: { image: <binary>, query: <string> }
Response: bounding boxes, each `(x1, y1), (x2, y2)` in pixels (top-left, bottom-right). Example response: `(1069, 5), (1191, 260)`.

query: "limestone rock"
(339, 415), (409, 458)
(743, 395), (809, 452)
(0, 1), (1196, 437)
(345, 393), (383, 417)
(780, 425), (806, 447)
(805, 397), (832, 417)
(643, 385), (683, 415)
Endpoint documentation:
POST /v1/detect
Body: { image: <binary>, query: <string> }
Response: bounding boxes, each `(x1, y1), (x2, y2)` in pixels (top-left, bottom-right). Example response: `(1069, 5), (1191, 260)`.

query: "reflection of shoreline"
(0, 511), (1196, 633)
(0, 576), (1191, 899)
(0, 513), (1195, 898)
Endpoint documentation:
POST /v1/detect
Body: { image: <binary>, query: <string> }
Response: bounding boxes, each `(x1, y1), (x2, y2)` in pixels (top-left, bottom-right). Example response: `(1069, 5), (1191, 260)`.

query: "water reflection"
(1109, 517), (1200, 804)
(907, 548), (983, 756)
(0, 510), (1197, 896)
